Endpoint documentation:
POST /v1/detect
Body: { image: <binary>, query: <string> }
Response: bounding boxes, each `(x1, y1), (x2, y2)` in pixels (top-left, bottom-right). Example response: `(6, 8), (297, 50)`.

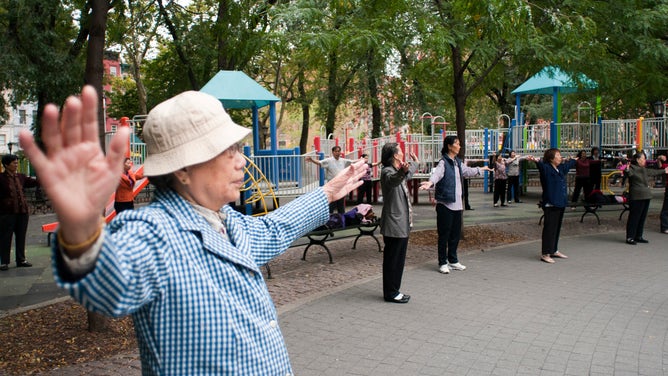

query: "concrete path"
(281, 230), (668, 375)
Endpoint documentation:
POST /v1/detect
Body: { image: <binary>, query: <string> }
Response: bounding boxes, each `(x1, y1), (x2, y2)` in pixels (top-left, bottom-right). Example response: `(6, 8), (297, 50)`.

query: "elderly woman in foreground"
(20, 87), (366, 376)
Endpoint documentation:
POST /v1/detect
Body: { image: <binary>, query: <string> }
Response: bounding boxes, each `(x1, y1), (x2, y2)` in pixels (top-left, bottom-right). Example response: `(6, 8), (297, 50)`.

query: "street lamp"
(653, 100), (665, 118)
(7, 142), (16, 154)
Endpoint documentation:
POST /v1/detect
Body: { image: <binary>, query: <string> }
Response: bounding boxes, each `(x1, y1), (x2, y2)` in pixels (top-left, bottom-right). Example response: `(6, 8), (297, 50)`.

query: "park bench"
(538, 201), (629, 225)
(298, 221), (382, 264)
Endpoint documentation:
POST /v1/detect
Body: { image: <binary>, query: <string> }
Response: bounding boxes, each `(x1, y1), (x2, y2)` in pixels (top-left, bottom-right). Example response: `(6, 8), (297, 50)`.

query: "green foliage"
(0, 0), (84, 127)
(106, 76), (140, 119)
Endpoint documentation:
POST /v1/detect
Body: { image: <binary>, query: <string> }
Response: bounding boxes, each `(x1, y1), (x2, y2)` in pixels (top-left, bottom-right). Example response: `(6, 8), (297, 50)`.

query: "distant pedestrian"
(657, 155), (668, 234)
(357, 153), (380, 204)
(379, 143), (418, 303)
(114, 157), (144, 214)
(506, 150), (527, 203)
(528, 149), (576, 264)
(589, 147), (602, 190)
(419, 136), (489, 274)
(492, 154), (509, 207)
(0, 154), (38, 270)
(624, 152), (668, 245)
(571, 150), (593, 205)
(306, 145), (356, 213)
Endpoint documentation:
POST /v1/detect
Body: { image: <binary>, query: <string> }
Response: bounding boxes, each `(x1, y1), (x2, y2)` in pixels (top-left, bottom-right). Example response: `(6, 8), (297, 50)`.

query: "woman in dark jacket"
(379, 143), (418, 303)
(624, 152), (668, 245)
(528, 148), (576, 264)
(0, 154), (39, 270)
(419, 136), (487, 274)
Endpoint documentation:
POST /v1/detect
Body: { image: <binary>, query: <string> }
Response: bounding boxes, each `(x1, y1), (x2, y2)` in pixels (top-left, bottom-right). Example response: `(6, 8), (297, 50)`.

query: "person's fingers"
(61, 94), (84, 148)
(41, 103), (63, 155)
(106, 127), (131, 174)
(80, 86), (100, 144)
(19, 130), (49, 173)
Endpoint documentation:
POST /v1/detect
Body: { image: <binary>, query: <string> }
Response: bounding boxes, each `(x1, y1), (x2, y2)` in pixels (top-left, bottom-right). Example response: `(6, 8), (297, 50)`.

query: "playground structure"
(44, 69), (667, 218)
(100, 113), (666, 210)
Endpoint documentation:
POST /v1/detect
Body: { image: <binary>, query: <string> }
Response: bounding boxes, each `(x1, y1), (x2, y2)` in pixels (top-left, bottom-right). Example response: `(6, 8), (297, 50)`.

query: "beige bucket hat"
(142, 91), (251, 176)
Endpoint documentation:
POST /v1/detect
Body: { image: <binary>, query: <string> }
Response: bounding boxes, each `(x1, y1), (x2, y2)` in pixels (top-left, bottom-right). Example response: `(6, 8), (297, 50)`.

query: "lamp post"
(7, 142), (16, 154)
(653, 100), (665, 118)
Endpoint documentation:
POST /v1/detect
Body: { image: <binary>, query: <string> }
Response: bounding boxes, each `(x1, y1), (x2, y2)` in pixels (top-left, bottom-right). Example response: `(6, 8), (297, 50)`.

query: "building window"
(32, 110), (37, 126)
(19, 110), (26, 124)
(110, 66), (117, 76)
(0, 135), (6, 149)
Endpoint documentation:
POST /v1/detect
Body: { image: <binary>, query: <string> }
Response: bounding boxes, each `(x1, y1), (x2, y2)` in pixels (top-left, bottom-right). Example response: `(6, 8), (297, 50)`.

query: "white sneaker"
(439, 264), (450, 274)
(449, 262), (467, 271)
(493, 203), (499, 207)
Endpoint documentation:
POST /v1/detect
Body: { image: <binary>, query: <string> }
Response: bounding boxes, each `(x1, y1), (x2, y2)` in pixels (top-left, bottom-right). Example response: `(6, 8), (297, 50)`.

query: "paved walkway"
(2, 187), (667, 375)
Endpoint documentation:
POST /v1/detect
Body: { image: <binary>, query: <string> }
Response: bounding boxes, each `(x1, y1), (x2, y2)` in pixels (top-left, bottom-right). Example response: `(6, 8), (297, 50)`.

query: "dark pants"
(382, 236), (408, 300)
(493, 179), (507, 205)
(591, 172), (601, 190)
(507, 175), (521, 202)
(329, 198), (345, 214)
(542, 206), (565, 254)
(661, 189), (668, 232)
(436, 204), (463, 265)
(0, 213), (29, 265)
(463, 178), (472, 209)
(626, 199), (650, 240)
(571, 176), (592, 203)
(114, 201), (134, 214)
(357, 180), (373, 204)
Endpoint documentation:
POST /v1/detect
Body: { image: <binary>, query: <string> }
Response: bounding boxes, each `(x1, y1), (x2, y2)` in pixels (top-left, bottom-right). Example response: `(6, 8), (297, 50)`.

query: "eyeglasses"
(223, 143), (243, 156)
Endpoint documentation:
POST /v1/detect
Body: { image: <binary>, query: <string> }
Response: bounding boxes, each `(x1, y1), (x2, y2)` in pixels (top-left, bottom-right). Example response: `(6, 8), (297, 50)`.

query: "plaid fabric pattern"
(54, 188), (330, 375)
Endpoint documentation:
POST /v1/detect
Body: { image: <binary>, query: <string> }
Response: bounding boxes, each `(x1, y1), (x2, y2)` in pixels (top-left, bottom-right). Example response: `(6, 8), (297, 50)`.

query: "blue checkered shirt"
(53, 188), (330, 375)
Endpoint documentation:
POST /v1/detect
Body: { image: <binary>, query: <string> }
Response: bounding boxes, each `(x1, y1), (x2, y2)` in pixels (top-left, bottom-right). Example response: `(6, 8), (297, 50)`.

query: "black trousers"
(493, 179), (507, 205)
(661, 189), (668, 232)
(0, 213), (29, 265)
(463, 178), (471, 209)
(507, 175), (521, 202)
(542, 206), (565, 254)
(626, 199), (650, 240)
(571, 176), (592, 203)
(436, 204), (463, 265)
(382, 236), (408, 300)
(357, 180), (373, 204)
(329, 198), (345, 214)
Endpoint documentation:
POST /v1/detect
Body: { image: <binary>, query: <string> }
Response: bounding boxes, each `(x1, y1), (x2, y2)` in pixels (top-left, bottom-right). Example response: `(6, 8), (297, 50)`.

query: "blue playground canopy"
(512, 66), (597, 96)
(200, 70), (281, 154)
(511, 66), (599, 148)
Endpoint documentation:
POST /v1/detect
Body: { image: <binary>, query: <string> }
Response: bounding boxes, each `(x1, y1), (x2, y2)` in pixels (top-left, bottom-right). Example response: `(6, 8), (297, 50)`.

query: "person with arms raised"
(20, 87), (366, 375)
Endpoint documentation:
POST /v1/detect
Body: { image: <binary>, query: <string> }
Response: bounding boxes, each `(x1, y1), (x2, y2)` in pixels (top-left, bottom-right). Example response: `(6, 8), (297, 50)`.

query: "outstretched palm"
(19, 86), (129, 241)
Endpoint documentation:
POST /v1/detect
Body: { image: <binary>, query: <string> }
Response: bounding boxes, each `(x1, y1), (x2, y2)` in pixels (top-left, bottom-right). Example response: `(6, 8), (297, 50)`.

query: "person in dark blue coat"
(528, 148), (577, 264)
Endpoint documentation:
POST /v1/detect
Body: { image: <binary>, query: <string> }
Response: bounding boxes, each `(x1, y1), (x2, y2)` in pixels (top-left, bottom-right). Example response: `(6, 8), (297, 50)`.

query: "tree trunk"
(87, 311), (111, 332)
(366, 49), (382, 140)
(324, 51), (339, 136)
(83, 0), (112, 333)
(451, 46), (468, 159)
(297, 71), (311, 153)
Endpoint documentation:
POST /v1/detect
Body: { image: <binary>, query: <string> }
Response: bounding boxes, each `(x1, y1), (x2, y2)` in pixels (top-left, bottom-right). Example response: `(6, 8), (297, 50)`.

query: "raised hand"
(419, 181), (433, 190)
(322, 159), (366, 202)
(19, 86), (130, 250)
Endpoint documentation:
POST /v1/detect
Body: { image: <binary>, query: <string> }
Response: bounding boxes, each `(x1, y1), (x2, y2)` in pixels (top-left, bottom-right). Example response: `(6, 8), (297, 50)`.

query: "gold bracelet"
(57, 218), (105, 252)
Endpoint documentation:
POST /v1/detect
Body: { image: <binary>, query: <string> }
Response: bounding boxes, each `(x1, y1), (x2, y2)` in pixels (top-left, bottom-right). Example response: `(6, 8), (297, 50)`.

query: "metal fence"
(98, 116), (667, 200)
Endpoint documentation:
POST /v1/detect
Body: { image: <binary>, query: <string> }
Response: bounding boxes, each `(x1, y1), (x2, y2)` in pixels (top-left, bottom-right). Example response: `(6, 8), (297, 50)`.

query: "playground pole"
(119, 116), (130, 158)
(636, 117), (643, 151)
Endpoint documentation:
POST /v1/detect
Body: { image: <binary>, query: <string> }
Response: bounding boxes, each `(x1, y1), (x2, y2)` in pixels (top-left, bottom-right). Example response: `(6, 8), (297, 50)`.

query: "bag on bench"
(586, 190), (627, 205)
